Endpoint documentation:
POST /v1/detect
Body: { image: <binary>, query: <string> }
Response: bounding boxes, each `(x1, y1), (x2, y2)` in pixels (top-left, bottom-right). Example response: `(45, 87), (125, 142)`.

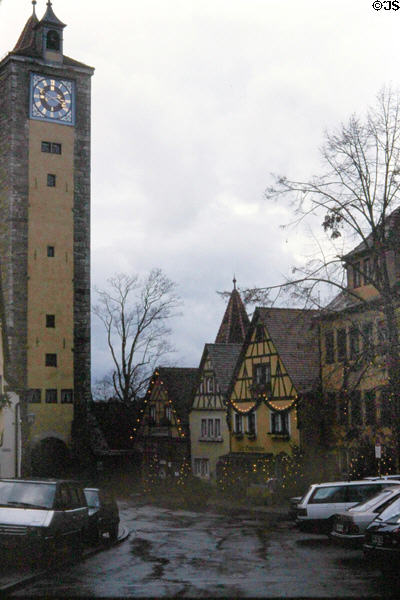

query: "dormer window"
(46, 30), (60, 51)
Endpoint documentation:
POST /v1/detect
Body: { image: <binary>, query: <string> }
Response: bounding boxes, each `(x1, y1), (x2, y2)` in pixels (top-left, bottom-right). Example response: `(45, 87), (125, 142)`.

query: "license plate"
(372, 534), (384, 546)
(336, 523), (344, 533)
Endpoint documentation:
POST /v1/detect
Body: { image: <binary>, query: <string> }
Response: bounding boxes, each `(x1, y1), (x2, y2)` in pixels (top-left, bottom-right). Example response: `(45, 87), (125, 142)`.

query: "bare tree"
(260, 87), (400, 465)
(93, 269), (181, 403)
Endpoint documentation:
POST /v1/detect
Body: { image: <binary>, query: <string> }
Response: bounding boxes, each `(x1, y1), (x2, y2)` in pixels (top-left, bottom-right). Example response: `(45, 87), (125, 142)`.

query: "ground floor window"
(193, 458), (210, 478)
(234, 413), (243, 434)
(270, 410), (289, 435)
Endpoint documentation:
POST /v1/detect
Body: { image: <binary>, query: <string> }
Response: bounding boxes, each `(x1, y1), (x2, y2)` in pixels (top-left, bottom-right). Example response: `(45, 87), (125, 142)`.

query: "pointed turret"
(215, 278), (250, 344)
(37, 1), (66, 61)
(40, 1), (66, 30)
(13, 2), (39, 54)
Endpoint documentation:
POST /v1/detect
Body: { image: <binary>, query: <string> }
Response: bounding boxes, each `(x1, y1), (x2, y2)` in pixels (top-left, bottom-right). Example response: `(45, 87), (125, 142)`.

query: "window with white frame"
(234, 413), (244, 434)
(200, 417), (221, 440)
(247, 411), (257, 435)
(253, 363), (271, 392)
(165, 406), (172, 421)
(270, 410), (289, 435)
(206, 377), (214, 394)
(193, 458), (210, 478)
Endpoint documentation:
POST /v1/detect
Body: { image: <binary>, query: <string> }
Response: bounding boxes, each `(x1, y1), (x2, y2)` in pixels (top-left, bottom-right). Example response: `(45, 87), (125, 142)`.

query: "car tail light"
(297, 508), (307, 517)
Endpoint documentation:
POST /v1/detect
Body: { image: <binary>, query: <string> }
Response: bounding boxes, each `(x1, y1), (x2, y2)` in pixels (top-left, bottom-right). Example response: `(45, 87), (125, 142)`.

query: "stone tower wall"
(0, 58), (30, 391)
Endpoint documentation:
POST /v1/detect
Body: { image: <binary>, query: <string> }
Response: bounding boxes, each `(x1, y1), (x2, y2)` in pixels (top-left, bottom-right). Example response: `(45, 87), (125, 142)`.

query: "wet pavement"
(5, 498), (400, 597)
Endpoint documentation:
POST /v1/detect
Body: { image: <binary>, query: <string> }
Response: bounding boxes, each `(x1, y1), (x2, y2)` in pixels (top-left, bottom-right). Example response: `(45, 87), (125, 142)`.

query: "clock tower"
(0, 1), (94, 474)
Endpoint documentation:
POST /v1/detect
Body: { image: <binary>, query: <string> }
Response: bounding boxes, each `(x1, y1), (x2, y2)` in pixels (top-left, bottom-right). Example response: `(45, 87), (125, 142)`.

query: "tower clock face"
(30, 74), (75, 125)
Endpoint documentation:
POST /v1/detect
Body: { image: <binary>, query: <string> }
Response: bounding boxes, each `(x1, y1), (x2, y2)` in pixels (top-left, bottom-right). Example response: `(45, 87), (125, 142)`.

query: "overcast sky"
(1, 0), (400, 384)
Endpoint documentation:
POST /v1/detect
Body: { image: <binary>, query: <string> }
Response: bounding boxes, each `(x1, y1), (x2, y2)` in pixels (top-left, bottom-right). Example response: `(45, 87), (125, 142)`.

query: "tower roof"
(13, 11), (39, 53)
(215, 280), (250, 344)
(40, 1), (66, 29)
(7, 1), (93, 70)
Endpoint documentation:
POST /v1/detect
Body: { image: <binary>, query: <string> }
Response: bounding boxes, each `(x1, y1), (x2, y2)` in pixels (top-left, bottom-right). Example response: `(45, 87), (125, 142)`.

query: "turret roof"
(215, 280), (250, 344)
(13, 13), (39, 53)
(40, 1), (66, 29)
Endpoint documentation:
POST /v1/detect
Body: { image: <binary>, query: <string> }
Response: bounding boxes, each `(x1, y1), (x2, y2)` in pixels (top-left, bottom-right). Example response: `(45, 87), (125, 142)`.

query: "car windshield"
(0, 481), (56, 509)
(350, 489), (395, 513)
(386, 512), (400, 524)
(375, 495), (400, 522)
(84, 490), (100, 508)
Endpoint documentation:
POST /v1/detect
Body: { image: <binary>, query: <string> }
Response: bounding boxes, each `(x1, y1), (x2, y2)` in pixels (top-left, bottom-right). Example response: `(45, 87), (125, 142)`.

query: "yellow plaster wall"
(229, 327), (300, 457)
(230, 403), (299, 455)
(320, 309), (389, 393)
(189, 405), (230, 481)
(27, 121), (74, 444)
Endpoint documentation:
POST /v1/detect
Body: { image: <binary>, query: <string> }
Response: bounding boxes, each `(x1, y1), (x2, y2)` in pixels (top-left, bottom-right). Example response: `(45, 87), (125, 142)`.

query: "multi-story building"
(320, 213), (400, 477)
(138, 367), (199, 481)
(220, 307), (320, 493)
(189, 280), (249, 483)
(0, 2), (93, 473)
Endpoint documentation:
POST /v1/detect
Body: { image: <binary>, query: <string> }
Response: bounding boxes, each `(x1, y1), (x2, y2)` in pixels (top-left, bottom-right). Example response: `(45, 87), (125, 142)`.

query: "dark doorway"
(31, 437), (70, 477)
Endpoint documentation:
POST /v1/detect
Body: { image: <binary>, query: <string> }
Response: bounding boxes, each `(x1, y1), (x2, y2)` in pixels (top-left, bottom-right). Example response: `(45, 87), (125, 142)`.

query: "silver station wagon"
(0, 478), (89, 561)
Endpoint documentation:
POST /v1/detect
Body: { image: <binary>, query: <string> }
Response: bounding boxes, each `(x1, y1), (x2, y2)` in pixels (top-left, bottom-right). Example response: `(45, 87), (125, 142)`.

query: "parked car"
(0, 478), (88, 562)
(295, 479), (400, 533)
(331, 485), (400, 547)
(363, 496), (400, 574)
(84, 487), (119, 545)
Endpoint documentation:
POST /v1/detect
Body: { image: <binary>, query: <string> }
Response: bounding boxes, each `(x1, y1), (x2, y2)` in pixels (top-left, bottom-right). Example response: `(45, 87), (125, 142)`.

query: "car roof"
(310, 479), (400, 487)
(0, 478), (84, 485)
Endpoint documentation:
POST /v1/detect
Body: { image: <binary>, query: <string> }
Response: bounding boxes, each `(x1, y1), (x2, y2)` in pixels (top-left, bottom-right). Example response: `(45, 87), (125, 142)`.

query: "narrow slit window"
(46, 314), (55, 328)
(47, 174), (56, 187)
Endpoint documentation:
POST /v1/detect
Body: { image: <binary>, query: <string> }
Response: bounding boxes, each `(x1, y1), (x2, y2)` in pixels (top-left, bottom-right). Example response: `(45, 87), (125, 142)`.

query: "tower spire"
(32, 0), (37, 16)
(215, 279), (250, 344)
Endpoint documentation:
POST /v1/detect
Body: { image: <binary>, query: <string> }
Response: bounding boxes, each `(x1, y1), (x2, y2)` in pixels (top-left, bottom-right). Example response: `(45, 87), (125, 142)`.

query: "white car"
(295, 479), (400, 533)
(331, 485), (400, 546)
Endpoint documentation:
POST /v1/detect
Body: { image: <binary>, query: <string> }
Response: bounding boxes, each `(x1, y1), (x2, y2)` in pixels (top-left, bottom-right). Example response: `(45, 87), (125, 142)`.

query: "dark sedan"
(364, 508), (400, 574)
(83, 487), (119, 545)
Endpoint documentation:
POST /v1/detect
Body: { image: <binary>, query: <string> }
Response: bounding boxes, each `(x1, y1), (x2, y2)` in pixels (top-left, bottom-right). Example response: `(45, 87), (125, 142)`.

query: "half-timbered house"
(219, 307), (320, 492)
(189, 280), (249, 483)
(137, 367), (198, 481)
(190, 344), (242, 482)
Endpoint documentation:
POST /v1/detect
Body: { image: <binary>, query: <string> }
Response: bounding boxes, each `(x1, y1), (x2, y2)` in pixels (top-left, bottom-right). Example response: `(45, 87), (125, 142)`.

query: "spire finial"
(32, 0), (37, 15)
(47, 0), (52, 6)
(233, 275), (237, 290)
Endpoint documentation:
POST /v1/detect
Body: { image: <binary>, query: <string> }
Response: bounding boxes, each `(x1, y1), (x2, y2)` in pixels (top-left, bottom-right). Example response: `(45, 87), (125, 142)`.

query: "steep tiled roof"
(215, 282), (250, 344)
(157, 367), (199, 426)
(13, 13), (39, 54)
(205, 343), (242, 395)
(257, 307), (320, 393)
